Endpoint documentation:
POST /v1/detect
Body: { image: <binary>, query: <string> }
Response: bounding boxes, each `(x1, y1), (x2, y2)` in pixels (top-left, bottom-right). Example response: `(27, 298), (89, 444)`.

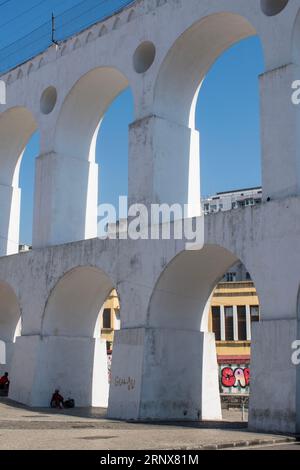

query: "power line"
(0, 0), (12, 7)
(0, 0), (132, 52)
(56, 0), (92, 19)
(0, 30), (50, 63)
(56, 0), (133, 37)
(0, 0), (48, 29)
(58, 0), (115, 30)
(0, 0), (135, 73)
(0, 0), (83, 42)
(0, 21), (49, 55)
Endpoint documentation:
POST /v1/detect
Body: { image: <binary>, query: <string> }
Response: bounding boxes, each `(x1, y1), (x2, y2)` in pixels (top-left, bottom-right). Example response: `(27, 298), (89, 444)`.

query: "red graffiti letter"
(221, 367), (236, 388)
(244, 368), (250, 386)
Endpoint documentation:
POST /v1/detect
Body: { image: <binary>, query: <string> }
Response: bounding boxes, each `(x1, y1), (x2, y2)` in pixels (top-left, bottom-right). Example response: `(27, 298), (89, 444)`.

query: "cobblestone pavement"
(0, 399), (294, 450)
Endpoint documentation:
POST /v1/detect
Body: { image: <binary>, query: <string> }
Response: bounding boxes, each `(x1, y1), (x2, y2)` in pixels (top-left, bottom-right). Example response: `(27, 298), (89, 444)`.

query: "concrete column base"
(249, 319), (300, 434)
(108, 328), (221, 421)
(9, 335), (109, 407)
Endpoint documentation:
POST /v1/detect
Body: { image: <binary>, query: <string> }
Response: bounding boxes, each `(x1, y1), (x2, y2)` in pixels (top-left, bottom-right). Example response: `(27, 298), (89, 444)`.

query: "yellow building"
(102, 275), (260, 396)
(208, 279), (260, 396)
(100, 290), (120, 353)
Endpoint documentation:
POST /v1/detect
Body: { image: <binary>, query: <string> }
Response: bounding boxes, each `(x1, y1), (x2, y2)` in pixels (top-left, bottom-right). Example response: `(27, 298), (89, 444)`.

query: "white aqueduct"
(0, 0), (300, 434)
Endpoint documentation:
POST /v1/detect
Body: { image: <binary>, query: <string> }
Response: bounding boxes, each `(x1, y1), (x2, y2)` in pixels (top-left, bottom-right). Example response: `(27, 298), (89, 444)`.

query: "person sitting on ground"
(50, 389), (64, 409)
(0, 372), (9, 390)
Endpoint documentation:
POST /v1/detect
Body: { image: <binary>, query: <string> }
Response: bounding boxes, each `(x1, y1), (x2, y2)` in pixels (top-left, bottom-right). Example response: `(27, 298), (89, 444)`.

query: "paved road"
(0, 398), (293, 451)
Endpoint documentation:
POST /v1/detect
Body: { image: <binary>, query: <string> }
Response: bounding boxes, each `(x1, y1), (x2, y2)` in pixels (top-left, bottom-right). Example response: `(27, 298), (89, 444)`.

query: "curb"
(192, 437), (296, 450)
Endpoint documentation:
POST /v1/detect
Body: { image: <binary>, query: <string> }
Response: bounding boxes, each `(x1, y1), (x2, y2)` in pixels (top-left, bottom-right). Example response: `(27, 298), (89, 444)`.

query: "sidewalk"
(0, 398), (295, 450)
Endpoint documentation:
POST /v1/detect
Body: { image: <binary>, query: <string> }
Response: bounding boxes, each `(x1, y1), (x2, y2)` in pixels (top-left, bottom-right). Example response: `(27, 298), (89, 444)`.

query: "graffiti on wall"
(221, 366), (250, 390)
(107, 353), (112, 383)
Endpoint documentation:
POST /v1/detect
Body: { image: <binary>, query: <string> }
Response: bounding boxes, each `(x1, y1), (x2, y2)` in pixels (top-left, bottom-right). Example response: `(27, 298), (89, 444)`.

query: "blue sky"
(0, 1), (264, 245)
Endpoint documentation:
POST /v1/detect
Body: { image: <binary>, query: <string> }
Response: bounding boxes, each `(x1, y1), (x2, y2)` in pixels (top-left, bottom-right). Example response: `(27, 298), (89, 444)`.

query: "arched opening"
(96, 88), (134, 222)
(99, 289), (121, 383)
(153, 13), (264, 211)
(0, 107), (37, 255)
(53, 67), (133, 243)
(0, 281), (21, 378)
(55, 67), (129, 160)
(197, 37), (264, 197)
(154, 13), (260, 127)
(40, 266), (120, 408)
(144, 246), (260, 422)
(19, 131), (40, 248)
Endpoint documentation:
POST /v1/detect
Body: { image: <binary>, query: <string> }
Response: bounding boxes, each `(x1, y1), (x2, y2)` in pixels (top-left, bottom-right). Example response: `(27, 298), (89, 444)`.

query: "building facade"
(204, 188), (261, 402)
(202, 187), (262, 215)
(100, 290), (121, 353)
(208, 264), (260, 402)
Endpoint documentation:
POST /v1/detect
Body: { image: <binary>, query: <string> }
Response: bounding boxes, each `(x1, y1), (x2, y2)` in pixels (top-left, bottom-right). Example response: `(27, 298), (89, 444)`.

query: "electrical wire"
(0, 0), (49, 29)
(0, 0), (11, 7)
(0, 0), (135, 72)
(56, 0), (125, 30)
(0, 21), (49, 55)
(0, 30), (50, 63)
(56, 0), (92, 18)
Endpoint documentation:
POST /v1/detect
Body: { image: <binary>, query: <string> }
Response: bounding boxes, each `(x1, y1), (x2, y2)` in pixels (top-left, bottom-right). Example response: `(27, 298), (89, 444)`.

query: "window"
(226, 272), (236, 282)
(211, 306), (221, 341)
(103, 308), (112, 329)
(246, 272), (251, 280)
(237, 306), (247, 340)
(250, 305), (260, 323)
(225, 306), (234, 341)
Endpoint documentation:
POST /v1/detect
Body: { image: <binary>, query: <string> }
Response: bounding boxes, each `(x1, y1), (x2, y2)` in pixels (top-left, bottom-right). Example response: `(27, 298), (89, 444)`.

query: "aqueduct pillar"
(0, 0), (300, 435)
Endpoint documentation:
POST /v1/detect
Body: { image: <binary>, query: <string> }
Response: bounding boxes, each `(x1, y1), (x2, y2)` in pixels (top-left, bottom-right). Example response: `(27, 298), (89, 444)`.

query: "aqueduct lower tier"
(1, 0), (300, 434)
(0, 199), (299, 433)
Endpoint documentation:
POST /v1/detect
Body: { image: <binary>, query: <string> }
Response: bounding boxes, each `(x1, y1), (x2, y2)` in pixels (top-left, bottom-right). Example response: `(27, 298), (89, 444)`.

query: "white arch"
(42, 266), (115, 338)
(0, 106), (37, 187)
(38, 266), (117, 407)
(154, 12), (262, 128)
(0, 106), (37, 256)
(54, 67), (129, 161)
(147, 245), (241, 330)
(140, 245), (260, 421)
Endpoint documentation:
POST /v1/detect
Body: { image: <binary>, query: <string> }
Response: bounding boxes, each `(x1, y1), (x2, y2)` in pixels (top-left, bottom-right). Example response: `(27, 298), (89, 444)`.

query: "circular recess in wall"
(133, 41), (156, 74)
(261, 0), (289, 16)
(40, 86), (57, 115)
